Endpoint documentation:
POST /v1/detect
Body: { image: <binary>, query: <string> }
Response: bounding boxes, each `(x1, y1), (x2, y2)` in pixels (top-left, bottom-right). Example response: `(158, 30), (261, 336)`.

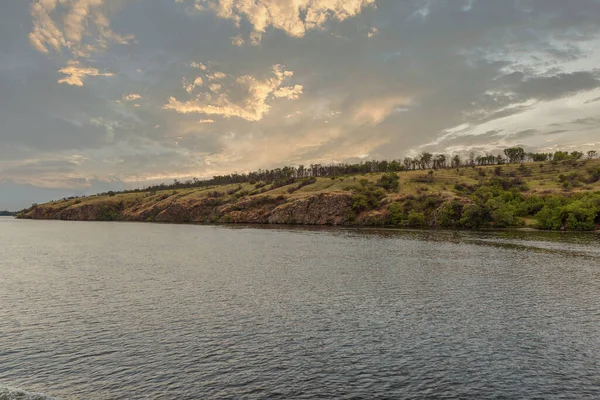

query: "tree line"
(88, 147), (596, 197)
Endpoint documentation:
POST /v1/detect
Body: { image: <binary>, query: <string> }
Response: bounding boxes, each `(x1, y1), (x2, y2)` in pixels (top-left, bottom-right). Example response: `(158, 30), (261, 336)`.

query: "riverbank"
(17, 159), (600, 231)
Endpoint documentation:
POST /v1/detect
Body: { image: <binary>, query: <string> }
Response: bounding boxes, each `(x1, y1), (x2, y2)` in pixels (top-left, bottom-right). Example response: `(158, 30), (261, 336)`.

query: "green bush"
(460, 204), (489, 229)
(387, 202), (405, 225)
(438, 200), (463, 228)
(490, 204), (521, 228)
(378, 172), (400, 192)
(96, 205), (121, 221)
(351, 183), (387, 212)
(536, 195), (599, 231)
(563, 200), (596, 230)
(407, 210), (426, 227)
(352, 194), (370, 212)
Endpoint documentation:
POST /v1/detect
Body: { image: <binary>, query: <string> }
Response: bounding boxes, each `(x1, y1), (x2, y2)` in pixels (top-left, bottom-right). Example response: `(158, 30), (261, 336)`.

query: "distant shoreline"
(15, 211), (600, 234)
(16, 159), (600, 232)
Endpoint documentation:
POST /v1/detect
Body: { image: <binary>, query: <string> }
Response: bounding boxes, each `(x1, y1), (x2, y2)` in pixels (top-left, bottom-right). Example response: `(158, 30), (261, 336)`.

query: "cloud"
(191, 0), (376, 42)
(183, 76), (204, 93)
(58, 60), (114, 86)
(8, 0), (600, 209)
(190, 62), (208, 70)
(273, 84), (303, 99)
(231, 35), (245, 46)
(164, 64), (303, 121)
(29, 0), (132, 58)
(584, 96), (600, 104)
(352, 96), (412, 125)
(208, 83), (222, 92)
(515, 71), (600, 101)
(207, 72), (227, 80)
(122, 93), (142, 102)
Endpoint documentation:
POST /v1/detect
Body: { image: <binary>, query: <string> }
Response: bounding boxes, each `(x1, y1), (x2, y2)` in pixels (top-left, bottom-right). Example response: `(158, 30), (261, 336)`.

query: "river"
(1, 217), (600, 399)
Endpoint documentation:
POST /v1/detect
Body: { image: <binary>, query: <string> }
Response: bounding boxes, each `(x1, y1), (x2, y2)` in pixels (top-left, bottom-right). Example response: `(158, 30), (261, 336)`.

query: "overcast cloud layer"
(2, 0), (600, 209)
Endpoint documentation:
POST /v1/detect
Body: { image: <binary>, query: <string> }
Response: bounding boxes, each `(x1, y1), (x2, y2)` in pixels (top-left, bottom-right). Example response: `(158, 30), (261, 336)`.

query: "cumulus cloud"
(273, 85), (304, 100)
(190, 62), (208, 70)
(207, 72), (227, 80)
(58, 60), (114, 86)
(164, 64), (303, 121)
(183, 76), (204, 93)
(192, 0), (376, 42)
(231, 35), (245, 46)
(122, 93), (143, 102)
(29, 0), (132, 58)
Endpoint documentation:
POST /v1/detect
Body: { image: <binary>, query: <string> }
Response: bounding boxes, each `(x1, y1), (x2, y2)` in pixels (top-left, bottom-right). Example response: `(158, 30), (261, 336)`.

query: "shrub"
(460, 204), (490, 229)
(387, 202), (405, 225)
(438, 200), (463, 228)
(489, 203), (521, 228)
(351, 183), (386, 212)
(588, 167), (600, 183)
(378, 172), (400, 192)
(518, 195), (544, 216)
(454, 183), (467, 192)
(227, 185), (242, 195)
(352, 194), (370, 212)
(407, 211), (426, 227)
(558, 172), (582, 188)
(96, 205), (121, 221)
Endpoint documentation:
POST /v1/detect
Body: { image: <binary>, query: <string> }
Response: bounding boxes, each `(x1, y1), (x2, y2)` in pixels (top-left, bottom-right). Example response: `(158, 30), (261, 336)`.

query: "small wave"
(0, 386), (56, 400)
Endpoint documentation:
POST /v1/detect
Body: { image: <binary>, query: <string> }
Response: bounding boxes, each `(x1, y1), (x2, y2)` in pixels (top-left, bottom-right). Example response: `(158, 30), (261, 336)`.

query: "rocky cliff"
(19, 192), (355, 226)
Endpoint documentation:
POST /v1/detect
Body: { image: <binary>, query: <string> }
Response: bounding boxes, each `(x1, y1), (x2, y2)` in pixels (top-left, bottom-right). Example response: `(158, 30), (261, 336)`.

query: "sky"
(2, 0), (600, 210)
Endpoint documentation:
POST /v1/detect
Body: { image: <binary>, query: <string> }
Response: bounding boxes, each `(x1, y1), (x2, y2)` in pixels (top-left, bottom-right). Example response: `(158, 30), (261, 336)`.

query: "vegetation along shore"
(18, 148), (600, 231)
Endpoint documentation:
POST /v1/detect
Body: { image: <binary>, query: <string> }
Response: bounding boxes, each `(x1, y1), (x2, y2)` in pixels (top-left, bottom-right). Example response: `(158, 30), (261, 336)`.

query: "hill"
(17, 158), (600, 231)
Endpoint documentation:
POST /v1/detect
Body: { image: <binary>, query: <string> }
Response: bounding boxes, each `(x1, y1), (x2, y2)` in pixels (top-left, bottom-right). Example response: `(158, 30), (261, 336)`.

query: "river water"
(1, 217), (600, 399)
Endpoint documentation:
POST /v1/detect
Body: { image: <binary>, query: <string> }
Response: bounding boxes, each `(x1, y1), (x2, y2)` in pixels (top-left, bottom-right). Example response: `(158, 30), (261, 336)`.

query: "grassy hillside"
(18, 158), (600, 231)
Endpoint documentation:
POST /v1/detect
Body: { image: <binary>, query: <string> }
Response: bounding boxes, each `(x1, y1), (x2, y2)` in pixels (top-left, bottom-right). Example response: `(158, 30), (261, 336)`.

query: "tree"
(451, 155), (461, 168)
(420, 152), (433, 169)
(571, 151), (584, 161)
(587, 150), (597, 160)
(553, 151), (570, 162)
(504, 147), (526, 164)
(434, 154), (447, 169)
(530, 153), (549, 162)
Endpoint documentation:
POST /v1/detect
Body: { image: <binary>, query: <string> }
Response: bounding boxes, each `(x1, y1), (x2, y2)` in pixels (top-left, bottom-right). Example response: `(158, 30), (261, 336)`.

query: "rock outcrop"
(268, 193), (352, 225)
(19, 193), (354, 226)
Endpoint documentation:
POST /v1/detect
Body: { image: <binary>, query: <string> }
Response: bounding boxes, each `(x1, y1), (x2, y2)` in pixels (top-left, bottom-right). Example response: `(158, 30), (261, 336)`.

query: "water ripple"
(1, 219), (600, 398)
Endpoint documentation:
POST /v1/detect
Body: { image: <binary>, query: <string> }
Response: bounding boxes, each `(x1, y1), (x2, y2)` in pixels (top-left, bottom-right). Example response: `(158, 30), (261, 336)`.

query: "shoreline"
(12, 216), (599, 234)
(15, 160), (600, 232)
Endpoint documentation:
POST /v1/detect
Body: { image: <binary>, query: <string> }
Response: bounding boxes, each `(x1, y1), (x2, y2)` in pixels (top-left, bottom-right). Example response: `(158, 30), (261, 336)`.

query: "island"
(17, 148), (600, 231)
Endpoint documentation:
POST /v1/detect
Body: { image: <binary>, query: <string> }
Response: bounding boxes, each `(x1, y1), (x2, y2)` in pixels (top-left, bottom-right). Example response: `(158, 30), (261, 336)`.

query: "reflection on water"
(1, 218), (599, 399)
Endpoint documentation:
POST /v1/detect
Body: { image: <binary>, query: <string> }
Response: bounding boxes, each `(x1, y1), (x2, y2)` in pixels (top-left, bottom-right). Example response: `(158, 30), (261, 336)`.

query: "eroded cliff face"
(19, 192), (354, 226)
(24, 203), (118, 221)
(268, 193), (353, 225)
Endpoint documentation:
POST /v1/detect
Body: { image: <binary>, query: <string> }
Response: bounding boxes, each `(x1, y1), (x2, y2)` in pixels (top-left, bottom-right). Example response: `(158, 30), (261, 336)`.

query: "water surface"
(1, 217), (600, 398)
